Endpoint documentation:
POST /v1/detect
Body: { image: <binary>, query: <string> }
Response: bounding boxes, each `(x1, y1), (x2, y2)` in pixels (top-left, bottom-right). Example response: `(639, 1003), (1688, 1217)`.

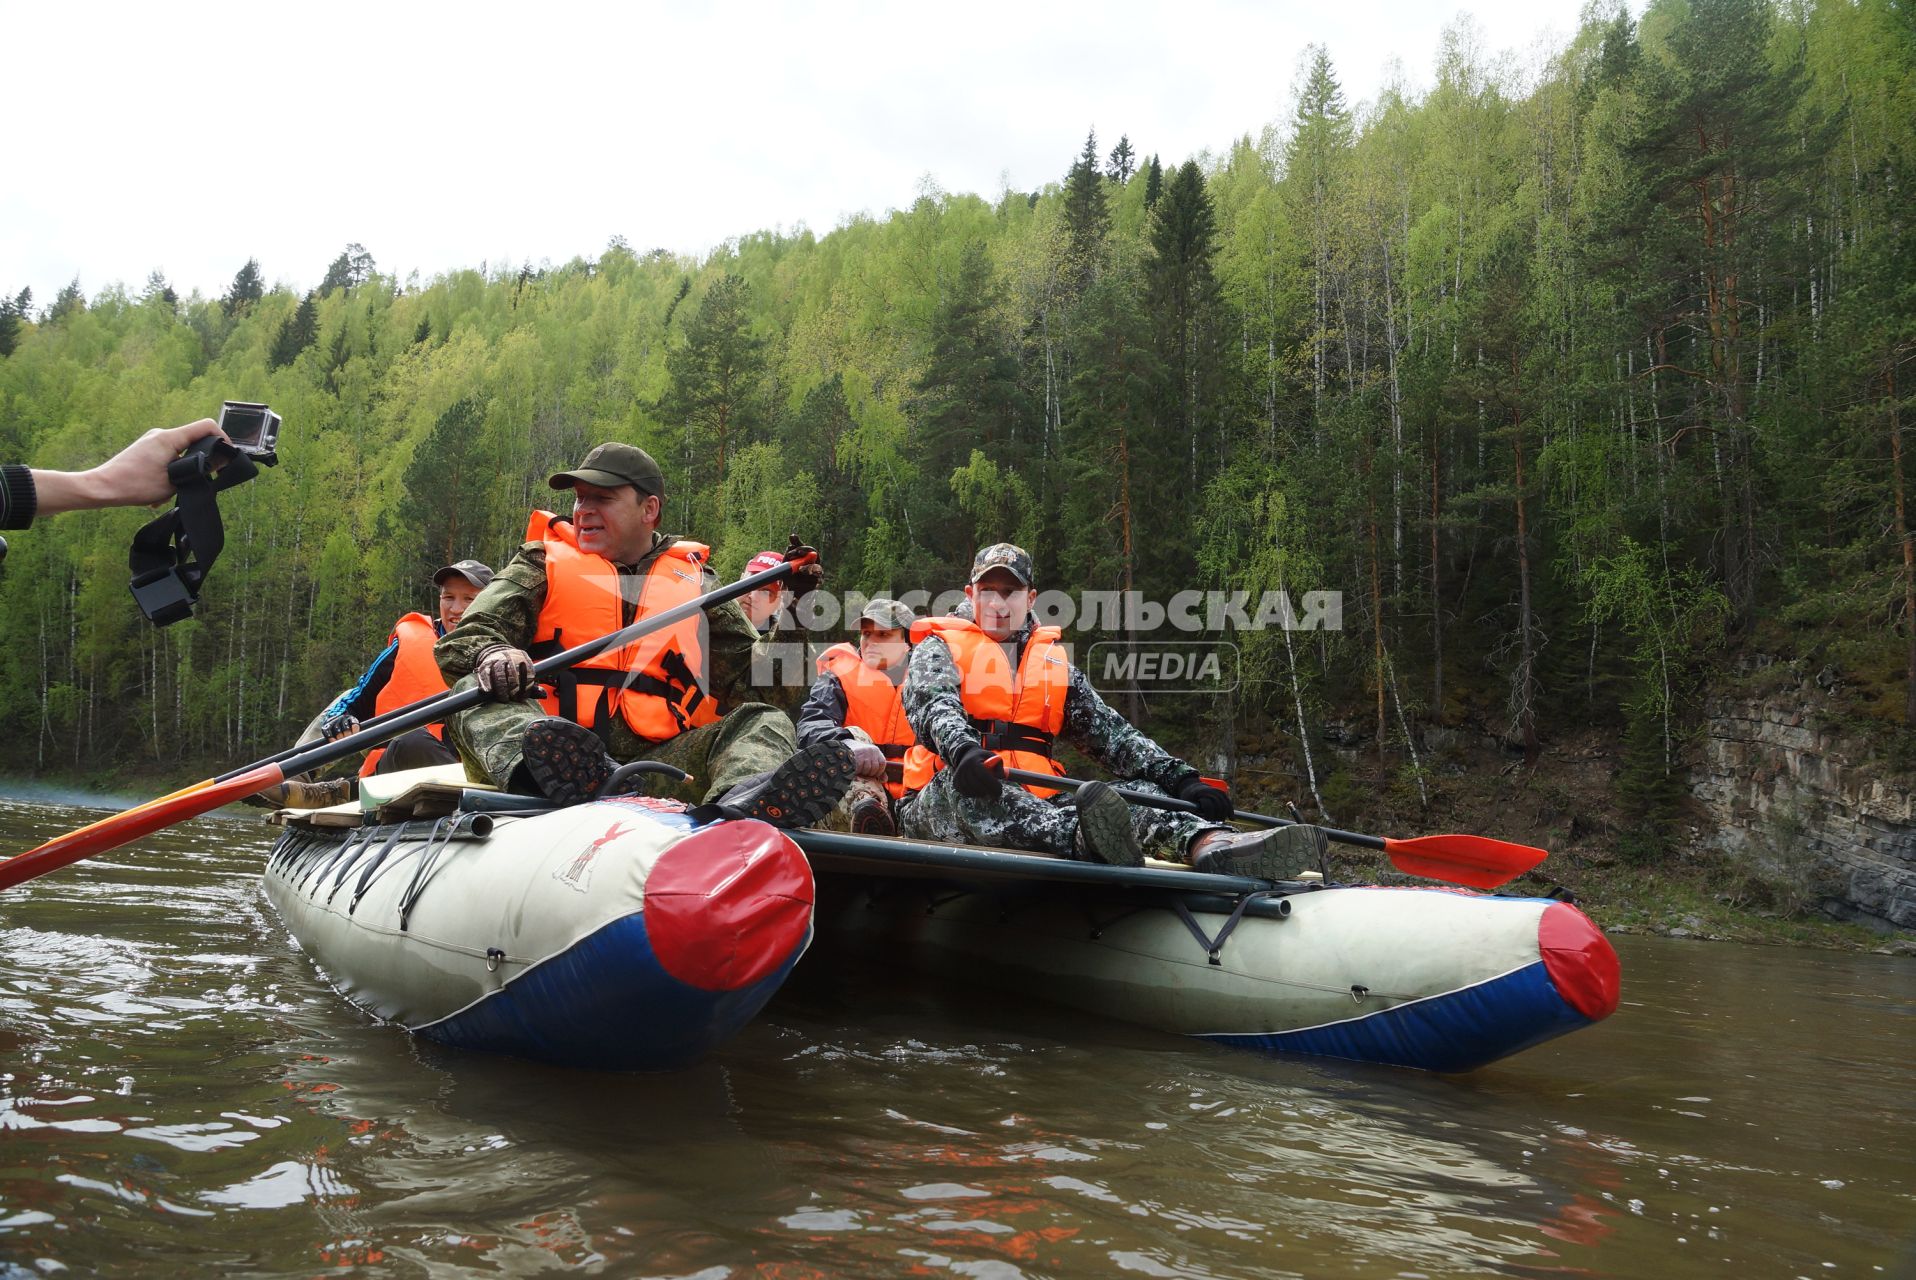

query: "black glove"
(318, 712), (361, 742)
(1177, 774), (1233, 822)
(950, 744), (1004, 801)
(783, 533), (822, 600)
(473, 645), (538, 701)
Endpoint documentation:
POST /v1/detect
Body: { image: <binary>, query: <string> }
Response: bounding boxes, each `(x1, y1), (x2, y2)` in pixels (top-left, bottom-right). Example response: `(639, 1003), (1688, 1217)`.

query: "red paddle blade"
(0, 764), (284, 892)
(1381, 833), (1549, 890)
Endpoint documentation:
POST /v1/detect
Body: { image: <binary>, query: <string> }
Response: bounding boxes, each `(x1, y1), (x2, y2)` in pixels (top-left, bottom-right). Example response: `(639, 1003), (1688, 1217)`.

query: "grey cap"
(433, 560), (494, 589)
(968, 542), (1033, 586)
(858, 598), (916, 632)
(548, 442), (665, 496)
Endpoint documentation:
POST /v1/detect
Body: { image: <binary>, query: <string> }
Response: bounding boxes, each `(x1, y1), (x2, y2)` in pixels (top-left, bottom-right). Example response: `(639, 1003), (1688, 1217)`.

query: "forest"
(1, 0), (1910, 856)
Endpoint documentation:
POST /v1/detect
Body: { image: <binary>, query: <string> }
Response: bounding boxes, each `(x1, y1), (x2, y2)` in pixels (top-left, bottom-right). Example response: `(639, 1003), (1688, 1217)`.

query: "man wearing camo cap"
(432, 441), (853, 826)
(896, 542), (1327, 877)
(797, 597), (918, 835)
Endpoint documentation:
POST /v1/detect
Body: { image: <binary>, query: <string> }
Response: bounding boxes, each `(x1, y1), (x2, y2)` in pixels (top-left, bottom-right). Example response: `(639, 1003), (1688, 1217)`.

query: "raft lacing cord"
(328, 822), (417, 907)
(1170, 892), (1289, 966)
(349, 821), (422, 915)
(296, 826), (370, 895)
(395, 812), (488, 932)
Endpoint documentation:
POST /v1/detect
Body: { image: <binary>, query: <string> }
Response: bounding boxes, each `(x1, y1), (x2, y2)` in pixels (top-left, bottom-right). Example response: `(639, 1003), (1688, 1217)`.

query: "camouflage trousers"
(815, 727), (896, 832)
(896, 770), (1222, 861)
(444, 676), (797, 807)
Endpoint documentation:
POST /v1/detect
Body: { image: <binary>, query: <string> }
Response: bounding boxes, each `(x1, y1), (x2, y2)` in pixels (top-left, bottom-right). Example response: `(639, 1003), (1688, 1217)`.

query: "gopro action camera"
(217, 401), (281, 458)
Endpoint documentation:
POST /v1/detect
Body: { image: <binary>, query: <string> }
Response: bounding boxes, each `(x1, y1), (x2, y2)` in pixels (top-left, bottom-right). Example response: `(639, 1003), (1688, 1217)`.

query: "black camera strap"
(128, 438), (265, 626)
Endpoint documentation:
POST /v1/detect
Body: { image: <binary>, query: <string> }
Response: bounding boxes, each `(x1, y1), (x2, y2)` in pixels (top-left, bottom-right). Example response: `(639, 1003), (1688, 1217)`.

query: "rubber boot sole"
(1072, 781), (1145, 867)
(522, 718), (615, 806)
(1194, 825), (1327, 881)
(723, 741), (856, 830)
(850, 796), (897, 837)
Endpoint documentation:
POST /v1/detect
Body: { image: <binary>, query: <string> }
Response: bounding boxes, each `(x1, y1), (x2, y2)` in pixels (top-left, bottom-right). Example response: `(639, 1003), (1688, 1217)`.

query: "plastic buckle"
(130, 568), (196, 626)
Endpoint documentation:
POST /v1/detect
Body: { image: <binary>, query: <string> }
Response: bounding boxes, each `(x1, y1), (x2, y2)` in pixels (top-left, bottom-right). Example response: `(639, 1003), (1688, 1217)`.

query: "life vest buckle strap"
(969, 717), (1055, 756)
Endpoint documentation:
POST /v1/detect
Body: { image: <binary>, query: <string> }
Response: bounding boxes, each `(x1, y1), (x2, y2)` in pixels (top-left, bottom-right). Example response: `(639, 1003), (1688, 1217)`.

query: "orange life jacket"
(817, 641), (915, 799)
(899, 617), (1070, 797)
(525, 510), (720, 742)
(359, 612), (447, 777)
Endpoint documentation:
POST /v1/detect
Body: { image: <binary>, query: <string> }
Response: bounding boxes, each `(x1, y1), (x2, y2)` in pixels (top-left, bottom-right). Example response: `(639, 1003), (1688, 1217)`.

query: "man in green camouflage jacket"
(434, 442), (851, 827)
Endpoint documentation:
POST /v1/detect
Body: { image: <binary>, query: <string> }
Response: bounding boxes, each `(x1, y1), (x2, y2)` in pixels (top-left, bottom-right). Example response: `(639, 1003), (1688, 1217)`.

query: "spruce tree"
(1107, 135), (1136, 183)
(404, 398), (495, 579)
(1142, 155), (1164, 208)
(141, 270), (178, 310)
(1143, 160), (1228, 586)
(1061, 129), (1110, 295)
(48, 278), (84, 324)
(910, 240), (1031, 569)
(0, 294), (19, 358)
(223, 259), (264, 316)
(661, 273), (767, 518)
(269, 292), (320, 369)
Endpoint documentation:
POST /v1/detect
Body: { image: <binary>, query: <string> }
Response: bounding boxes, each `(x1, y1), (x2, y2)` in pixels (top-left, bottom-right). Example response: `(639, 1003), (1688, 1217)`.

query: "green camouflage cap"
(548, 442), (665, 496)
(968, 542), (1033, 586)
(857, 598), (916, 632)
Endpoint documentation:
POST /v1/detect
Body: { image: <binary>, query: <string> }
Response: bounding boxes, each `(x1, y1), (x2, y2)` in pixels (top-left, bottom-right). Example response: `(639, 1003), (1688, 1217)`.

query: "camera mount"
(127, 411), (280, 627)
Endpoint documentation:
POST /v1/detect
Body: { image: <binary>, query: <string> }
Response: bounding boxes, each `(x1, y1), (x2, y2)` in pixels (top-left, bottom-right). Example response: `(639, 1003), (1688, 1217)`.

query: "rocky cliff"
(1695, 679), (1915, 932)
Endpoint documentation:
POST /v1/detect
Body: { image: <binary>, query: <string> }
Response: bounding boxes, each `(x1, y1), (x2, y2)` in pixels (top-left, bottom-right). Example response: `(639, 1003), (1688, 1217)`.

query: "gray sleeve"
(1060, 666), (1194, 789)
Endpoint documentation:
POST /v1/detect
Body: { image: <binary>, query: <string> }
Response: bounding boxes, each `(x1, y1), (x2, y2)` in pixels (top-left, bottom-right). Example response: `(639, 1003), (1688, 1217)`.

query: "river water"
(0, 793), (1911, 1279)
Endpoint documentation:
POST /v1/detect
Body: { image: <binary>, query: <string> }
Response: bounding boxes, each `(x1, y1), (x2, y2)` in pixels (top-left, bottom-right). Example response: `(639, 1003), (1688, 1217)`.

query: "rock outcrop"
(1695, 682), (1915, 932)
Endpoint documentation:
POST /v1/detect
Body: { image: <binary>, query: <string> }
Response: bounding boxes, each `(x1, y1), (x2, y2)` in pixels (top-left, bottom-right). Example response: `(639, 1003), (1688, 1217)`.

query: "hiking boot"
(704, 741), (856, 830)
(250, 777), (355, 810)
(1191, 824), (1328, 881)
(1071, 781), (1144, 867)
(850, 793), (897, 837)
(522, 717), (617, 806)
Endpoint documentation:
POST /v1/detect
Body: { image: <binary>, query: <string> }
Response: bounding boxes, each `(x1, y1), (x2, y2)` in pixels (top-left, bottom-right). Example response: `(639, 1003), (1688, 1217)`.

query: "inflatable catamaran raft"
(262, 766), (1619, 1073)
(263, 768), (814, 1071)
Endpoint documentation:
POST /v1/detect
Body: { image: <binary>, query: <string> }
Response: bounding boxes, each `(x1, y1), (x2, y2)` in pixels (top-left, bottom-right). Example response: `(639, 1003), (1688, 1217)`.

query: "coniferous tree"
(1146, 160), (1229, 526)
(1107, 135), (1136, 183)
(911, 240), (1030, 569)
(1060, 261), (1163, 608)
(404, 398), (495, 580)
(140, 270), (178, 311)
(660, 273), (767, 522)
(269, 292), (320, 369)
(781, 374), (862, 576)
(319, 244), (376, 296)
(47, 279), (84, 324)
(1611, 0), (1824, 623)
(0, 293), (21, 358)
(1062, 130), (1110, 295)
(223, 259), (264, 316)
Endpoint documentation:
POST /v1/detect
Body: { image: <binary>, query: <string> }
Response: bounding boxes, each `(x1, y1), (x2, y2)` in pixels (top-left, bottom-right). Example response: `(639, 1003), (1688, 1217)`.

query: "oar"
(0, 554), (812, 891)
(1001, 767), (1545, 890)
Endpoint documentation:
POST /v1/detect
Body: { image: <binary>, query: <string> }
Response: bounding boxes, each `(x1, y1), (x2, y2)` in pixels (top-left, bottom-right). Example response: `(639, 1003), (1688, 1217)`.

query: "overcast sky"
(4, 0), (1610, 308)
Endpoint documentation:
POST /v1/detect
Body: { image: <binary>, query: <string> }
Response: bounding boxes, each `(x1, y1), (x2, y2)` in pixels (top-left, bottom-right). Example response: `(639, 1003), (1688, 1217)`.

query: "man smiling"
(435, 442), (852, 825)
